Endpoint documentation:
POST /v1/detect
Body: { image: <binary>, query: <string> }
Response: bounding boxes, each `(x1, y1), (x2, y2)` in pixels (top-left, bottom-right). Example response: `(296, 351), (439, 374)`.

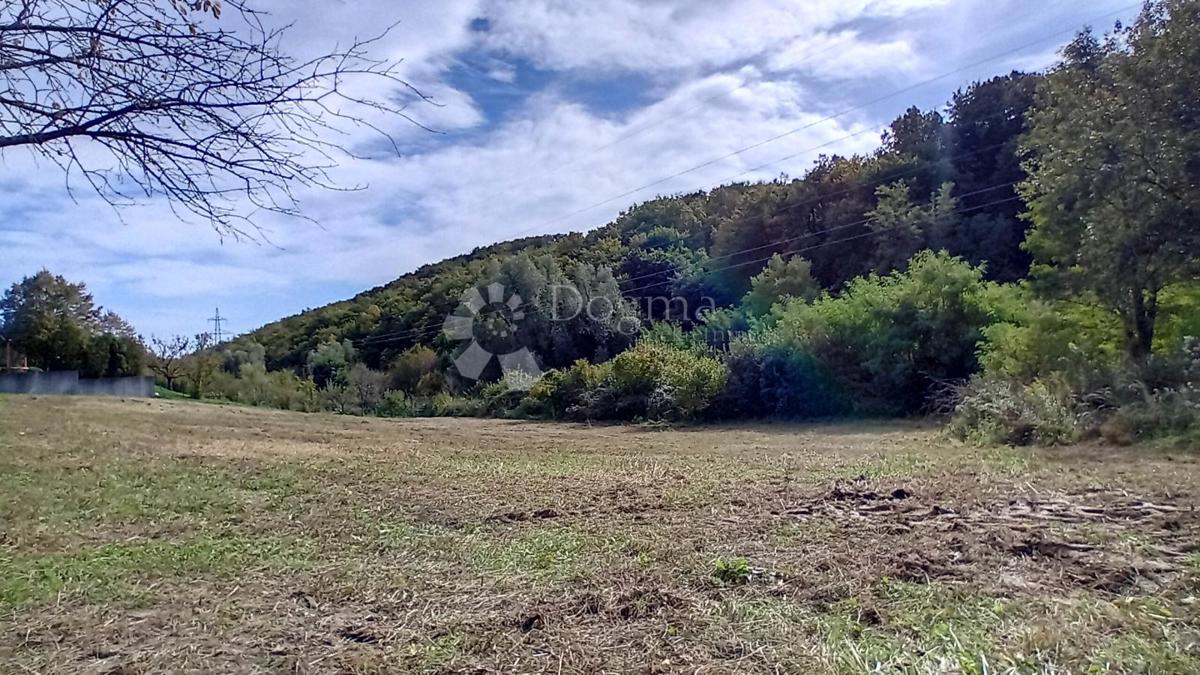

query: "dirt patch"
(771, 475), (1198, 596)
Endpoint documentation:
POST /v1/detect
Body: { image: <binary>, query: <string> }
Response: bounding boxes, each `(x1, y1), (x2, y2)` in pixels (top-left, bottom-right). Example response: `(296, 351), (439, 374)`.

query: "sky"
(1, 0), (1141, 339)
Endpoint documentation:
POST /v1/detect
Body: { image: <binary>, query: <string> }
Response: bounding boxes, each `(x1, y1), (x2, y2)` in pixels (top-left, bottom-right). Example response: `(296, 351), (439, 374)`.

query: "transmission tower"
(208, 308), (227, 344)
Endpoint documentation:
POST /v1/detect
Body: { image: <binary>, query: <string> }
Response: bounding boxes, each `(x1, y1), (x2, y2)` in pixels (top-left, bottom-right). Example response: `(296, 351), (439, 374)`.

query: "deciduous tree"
(0, 0), (433, 235)
(1020, 0), (1200, 360)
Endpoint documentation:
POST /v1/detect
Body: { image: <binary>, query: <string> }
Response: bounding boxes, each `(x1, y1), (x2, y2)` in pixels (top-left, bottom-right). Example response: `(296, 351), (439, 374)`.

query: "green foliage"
(1098, 389), (1199, 446)
(949, 376), (1078, 447)
(1021, 1), (1200, 360)
(866, 182), (958, 273)
(305, 339), (356, 389)
(388, 345), (439, 392)
(1154, 283), (1200, 354)
(976, 285), (1123, 387)
(741, 254), (820, 317)
(514, 360), (608, 419)
(81, 334), (146, 378)
(519, 343), (726, 422)
(221, 362), (318, 411)
(712, 557), (751, 585)
(609, 341), (728, 420)
(774, 251), (995, 413)
(226, 65), (1057, 402)
(1, 270), (143, 375)
(376, 390), (416, 417)
(714, 336), (848, 419)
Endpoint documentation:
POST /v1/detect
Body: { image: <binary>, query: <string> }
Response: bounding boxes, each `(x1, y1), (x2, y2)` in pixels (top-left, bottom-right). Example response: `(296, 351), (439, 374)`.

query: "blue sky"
(1, 0), (1140, 338)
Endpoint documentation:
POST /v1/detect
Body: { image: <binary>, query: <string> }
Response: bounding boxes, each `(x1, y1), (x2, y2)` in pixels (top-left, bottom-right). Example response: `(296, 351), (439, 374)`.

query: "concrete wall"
(0, 371), (155, 398)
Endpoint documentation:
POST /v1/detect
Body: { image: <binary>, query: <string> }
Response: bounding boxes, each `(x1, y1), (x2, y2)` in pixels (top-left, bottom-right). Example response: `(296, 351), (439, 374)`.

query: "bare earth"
(1, 395), (1198, 673)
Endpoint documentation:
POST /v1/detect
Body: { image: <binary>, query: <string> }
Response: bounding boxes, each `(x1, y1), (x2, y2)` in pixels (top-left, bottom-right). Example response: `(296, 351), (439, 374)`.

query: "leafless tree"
(0, 0), (434, 237)
(147, 333), (189, 388)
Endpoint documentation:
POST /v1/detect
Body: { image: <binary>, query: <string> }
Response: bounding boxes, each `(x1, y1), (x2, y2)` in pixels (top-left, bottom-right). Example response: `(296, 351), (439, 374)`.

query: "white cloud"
(767, 30), (923, 79)
(476, 0), (949, 74)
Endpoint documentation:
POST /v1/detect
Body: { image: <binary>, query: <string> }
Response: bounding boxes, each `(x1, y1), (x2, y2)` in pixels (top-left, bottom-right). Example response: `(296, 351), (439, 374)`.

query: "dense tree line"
(242, 67), (1048, 372)
(0, 271), (144, 377)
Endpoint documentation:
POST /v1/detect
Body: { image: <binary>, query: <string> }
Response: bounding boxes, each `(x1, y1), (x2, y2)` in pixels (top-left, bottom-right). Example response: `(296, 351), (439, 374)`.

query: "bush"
(773, 251), (995, 414)
(346, 364), (388, 414)
(388, 345), (440, 392)
(202, 362), (318, 411)
(948, 376), (1077, 447)
(976, 285), (1122, 389)
(516, 343), (727, 422)
(479, 379), (528, 417)
(415, 370), (447, 396)
(430, 393), (487, 417)
(1097, 389), (1199, 445)
(608, 342), (727, 421)
(713, 336), (848, 419)
(514, 361), (606, 419)
(377, 390), (417, 418)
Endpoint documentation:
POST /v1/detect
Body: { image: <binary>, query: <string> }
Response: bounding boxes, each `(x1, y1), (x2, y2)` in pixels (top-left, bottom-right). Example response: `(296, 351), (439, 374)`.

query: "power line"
(619, 194), (1026, 298)
(334, 5), (1135, 350)
(485, 2), (1138, 242)
(350, 135), (1021, 349)
(351, 125), (1028, 350)
(355, 182), (1028, 350)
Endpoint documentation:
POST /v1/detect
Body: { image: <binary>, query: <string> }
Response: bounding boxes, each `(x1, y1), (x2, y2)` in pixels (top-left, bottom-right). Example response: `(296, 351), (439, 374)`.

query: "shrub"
(430, 393), (487, 417)
(319, 382), (355, 414)
(346, 364), (388, 414)
(714, 336), (848, 419)
(608, 342), (727, 421)
(514, 362), (605, 419)
(949, 376), (1077, 447)
(515, 343), (726, 422)
(773, 251), (994, 414)
(976, 285), (1122, 389)
(202, 363), (318, 411)
(377, 390), (416, 418)
(388, 345), (440, 392)
(480, 379), (528, 417)
(1098, 390), (1199, 446)
(415, 370), (447, 396)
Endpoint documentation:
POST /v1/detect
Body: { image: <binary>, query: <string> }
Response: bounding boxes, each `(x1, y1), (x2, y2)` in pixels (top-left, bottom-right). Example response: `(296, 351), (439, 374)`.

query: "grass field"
(1, 395), (1198, 673)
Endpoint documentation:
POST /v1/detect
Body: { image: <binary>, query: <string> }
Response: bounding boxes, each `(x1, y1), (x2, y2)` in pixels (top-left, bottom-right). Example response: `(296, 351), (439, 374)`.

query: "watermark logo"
(442, 282), (542, 390)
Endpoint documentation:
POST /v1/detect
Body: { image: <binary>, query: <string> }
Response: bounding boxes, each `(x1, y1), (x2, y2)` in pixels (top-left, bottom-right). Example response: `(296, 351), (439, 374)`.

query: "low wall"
(0, 372), (155, 398)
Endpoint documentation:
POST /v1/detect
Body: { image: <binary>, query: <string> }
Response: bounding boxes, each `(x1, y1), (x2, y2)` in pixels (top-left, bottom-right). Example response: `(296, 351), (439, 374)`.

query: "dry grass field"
(1, 395), (1199, 673)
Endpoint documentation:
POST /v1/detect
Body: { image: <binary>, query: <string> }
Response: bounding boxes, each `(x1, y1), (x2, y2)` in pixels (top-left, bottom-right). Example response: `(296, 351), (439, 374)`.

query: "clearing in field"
(1, 395), (1198, 673)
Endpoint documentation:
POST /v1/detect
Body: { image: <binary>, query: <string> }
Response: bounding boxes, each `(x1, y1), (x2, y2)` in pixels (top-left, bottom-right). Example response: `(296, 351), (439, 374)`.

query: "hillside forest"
(3, 1), (1198, 446)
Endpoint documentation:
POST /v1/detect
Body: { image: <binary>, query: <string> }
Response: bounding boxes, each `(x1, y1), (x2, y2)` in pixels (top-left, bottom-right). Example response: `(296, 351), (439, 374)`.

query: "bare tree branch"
(0, 0), (437, 238)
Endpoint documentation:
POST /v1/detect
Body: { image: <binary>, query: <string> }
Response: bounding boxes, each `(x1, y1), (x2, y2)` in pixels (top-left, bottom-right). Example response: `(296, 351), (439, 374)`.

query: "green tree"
(1020, 1), (1200, 360)
(948, 72), (1041, 281)
(774, 251), (994, 413)
(183, 333), (222, 398)
(388, 345), (440, 392)
(306, 339), (357, 388)
(742, 254), (820, 317)
(867, 182), (959, 273)
(0, 270), (141, 372)
(82, 334), (146, 378)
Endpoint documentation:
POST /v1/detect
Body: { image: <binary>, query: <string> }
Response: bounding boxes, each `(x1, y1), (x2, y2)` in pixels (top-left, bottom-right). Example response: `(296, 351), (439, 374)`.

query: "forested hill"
(244, 70), (1042, 373)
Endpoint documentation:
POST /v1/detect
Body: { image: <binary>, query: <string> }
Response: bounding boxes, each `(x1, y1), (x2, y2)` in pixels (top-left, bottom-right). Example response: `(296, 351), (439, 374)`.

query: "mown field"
(1, 395), (1198, 674)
